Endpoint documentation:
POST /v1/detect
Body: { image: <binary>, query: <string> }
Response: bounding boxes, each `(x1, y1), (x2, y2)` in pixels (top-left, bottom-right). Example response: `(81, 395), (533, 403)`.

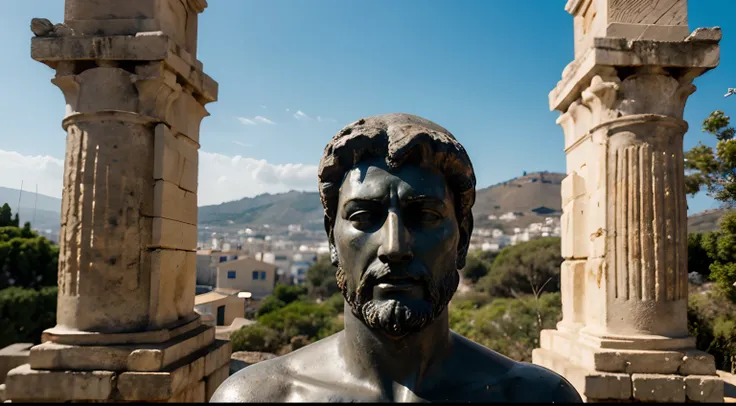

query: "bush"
(688, 288), (736, 372)
(230, 324), (282, 353)
(0, 286), (57, 347)
(0, 225), (59, 290)
(257, 301), (339, 340)
(449, 292), (561, 362)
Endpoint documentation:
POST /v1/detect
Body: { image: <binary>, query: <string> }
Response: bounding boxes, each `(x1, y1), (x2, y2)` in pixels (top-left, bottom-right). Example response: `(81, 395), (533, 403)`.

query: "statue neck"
(340, 301), (452, 394)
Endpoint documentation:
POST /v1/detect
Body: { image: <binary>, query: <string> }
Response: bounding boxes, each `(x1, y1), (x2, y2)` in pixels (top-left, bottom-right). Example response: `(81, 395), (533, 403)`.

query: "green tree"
(305, 253), (339, 300)
(0, 286), (58, 347)
(0, 203), (12, 227)
(685, 110), (736, 207)
(257, 300), (339, 341)
(0, 223), (59, 290)
(460, 250), (491, 284)
(477, 237), (562, 298)
(688, 232), (715, 278)
(706, 212), (736, 301)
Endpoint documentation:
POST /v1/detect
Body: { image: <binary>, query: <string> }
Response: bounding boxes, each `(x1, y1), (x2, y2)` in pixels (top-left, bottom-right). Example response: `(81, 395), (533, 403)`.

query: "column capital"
(550, 29), (721, 114)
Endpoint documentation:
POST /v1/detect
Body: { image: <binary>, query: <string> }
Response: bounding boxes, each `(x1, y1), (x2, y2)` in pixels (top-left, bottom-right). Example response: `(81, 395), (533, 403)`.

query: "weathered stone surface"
(0, 344), (31, 384)
(561, 197), (587, 259)
(558, 260), (586, 330)
(5, 364), (115, 401)
(151, 217), (197, 250)
(118, 355), (205, 400)
(169, 380), (206, 403)
(127, 325), (215, 372)
(204, 340), (232, 377)
(685, 375), (724, 403)
(148, 249), (197, 328)
(205, 364), (229, 402)
(153, 124), (199, 193)
(153, 180), (197, 225)
(631, 373), (685, 403)
(679, 350), (717, 376)
(533, 348), (632, 400)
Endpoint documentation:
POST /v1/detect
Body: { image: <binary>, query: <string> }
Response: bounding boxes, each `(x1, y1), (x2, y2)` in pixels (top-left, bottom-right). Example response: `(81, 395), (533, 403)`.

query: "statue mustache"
(356, 261), (440, 304)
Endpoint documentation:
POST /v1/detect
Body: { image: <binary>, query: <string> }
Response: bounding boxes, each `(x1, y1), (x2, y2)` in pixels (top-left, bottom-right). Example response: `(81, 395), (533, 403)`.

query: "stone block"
(561, 197), (587, 259)
(169, 91), (208, 143)
(586, 189), (606, 257)
(153, 180), (197, 225)
(204, 340), (232, 377)
(31, 324), (212, 373)
(205, 364), (229, 401)
(153, 124), (199, 193)
(560, 260), (586, 327)
(5, 364), (114, 401)
(170, 380), (206, 403)
(561, 172), (586, 207)
(118, 354), (205, 400)
(532, 348), (631, 400)
(0, 344), (31, 383)
(679, 350), (717, 376)
(631, 373), (685, 403)
(149, 249), (197, 328)
(685, 375), (724, 403)
(127, 325), (215, 372)
(151, 217), (197, 250)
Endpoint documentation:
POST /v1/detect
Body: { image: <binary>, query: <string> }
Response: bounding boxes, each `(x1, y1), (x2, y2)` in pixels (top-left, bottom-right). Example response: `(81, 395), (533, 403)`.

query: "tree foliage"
(477, 237), (562, 298)
(685, 110), (736, 207)
(0, 286), (58, 347)
(305, 253), (339, 300)
(460, 250), (492, 283)
(0, 204), (59, 290)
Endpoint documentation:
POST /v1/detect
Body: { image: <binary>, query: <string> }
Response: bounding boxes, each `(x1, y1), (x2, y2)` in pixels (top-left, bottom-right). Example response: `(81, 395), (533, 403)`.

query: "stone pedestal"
(533, 0), (725, 402)
(4, 0), (231, 402)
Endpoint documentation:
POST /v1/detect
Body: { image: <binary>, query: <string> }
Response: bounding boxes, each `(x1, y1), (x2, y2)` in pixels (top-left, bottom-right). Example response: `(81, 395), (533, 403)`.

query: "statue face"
(333, 156), (460, 337)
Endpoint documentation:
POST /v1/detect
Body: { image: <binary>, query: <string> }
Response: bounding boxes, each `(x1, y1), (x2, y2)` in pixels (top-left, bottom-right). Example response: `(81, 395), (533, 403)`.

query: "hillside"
(197, 172), (567, 232)
(0, 186), (62, 232)
(688, 208), (734, 233)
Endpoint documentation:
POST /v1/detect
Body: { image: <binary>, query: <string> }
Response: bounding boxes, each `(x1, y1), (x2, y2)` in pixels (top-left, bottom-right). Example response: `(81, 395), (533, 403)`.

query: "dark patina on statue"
(211, 113), (582, 403)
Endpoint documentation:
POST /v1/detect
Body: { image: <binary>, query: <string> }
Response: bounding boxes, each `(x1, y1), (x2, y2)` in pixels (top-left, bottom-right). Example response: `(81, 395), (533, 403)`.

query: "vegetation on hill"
(0, 203), (59, 347)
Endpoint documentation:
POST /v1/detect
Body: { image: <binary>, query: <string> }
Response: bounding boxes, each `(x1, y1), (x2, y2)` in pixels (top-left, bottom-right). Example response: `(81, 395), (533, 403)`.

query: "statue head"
(318, 113), (476, 337)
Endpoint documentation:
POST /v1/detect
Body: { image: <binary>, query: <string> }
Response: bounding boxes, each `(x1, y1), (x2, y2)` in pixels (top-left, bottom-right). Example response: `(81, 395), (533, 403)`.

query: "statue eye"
(349, 211), (375, 227)
(419, 210), (442, 222)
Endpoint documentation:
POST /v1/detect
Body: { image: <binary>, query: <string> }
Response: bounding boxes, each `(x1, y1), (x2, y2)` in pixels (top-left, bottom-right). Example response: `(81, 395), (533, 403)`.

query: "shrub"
(0, 286), (57, 347)
(230, 324), (282, 353)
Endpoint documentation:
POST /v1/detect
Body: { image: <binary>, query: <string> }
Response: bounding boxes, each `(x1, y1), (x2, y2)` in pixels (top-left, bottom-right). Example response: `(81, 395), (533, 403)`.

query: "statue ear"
(456, 215), (473, 270)
(324, 214), (340, 266)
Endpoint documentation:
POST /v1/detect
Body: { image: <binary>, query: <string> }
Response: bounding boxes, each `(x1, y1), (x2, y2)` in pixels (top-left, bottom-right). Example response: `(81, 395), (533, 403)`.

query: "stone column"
(4, 1), (231, 402)
(533, 0), (727, 402)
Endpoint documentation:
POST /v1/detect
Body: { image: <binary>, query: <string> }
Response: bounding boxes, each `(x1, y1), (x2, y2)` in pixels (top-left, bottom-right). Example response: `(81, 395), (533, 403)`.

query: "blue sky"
(0, 1), (733, 212)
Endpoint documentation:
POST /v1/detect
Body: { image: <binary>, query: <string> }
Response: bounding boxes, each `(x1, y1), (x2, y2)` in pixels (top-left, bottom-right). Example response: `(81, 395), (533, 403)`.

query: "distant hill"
(197, 172), (567, 232)
(0, 186), (61, 232)
(688, 208), (734, 233)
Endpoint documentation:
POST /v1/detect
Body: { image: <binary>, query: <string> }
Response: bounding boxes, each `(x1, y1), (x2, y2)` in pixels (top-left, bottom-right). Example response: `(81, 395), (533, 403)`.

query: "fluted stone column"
(533, 0), (726, 402)
(4, 1), (231, 402)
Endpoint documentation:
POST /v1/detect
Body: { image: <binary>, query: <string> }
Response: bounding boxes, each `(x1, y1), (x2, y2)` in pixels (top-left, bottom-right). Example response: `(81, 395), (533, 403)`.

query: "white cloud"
(236, 117), (256, 125)
(0, 150), (64, 198)
(232, 141), (252, 148)
(260, 105), (267, 109)
(293, 110), (310, 120)
(294, 110), (336, 123)
(254, 116), (275, 125)
(285, 108), (290, 112)
(0, 149), (318, 207)
(198, 152), (317, 206)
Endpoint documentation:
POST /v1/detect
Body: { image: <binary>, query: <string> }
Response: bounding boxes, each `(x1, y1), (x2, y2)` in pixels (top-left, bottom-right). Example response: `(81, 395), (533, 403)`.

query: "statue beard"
(336, 260), (459, 337)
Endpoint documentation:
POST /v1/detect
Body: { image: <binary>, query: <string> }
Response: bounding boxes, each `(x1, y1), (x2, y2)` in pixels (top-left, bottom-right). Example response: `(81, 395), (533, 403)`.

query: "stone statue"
(211, 113), (582, 403)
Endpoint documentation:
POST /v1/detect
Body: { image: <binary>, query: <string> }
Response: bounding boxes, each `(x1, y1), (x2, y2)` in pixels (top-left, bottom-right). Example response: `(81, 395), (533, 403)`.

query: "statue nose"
(377, 211), (413, 264)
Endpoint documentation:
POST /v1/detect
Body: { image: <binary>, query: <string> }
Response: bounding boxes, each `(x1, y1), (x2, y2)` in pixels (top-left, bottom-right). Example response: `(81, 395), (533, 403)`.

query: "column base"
(534, 328), (725, 402)
(3, 324), (232, 402)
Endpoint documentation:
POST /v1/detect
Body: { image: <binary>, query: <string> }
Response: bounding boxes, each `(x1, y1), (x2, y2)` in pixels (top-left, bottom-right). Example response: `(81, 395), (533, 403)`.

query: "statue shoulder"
(209, 359), (291, 403)
(507, 362), (583, 403)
